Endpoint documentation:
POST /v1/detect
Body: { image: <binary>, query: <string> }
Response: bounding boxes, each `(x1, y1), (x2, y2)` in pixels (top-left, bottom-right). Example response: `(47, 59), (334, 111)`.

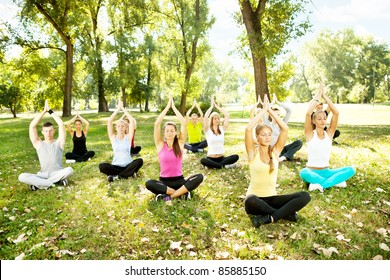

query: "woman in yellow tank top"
(244, 96), (311, 228)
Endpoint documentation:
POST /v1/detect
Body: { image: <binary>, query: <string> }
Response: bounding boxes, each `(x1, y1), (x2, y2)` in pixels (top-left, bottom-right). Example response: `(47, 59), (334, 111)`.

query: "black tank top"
(72, 131), (87, 155)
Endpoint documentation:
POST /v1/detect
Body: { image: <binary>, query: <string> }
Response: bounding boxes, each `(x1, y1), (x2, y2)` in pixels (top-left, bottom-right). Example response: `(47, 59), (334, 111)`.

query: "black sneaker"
(29, 185), (38, 191)
(250, 215), (271, 228)
(61, 179), (69, 187)
(284, 212), (298, 222)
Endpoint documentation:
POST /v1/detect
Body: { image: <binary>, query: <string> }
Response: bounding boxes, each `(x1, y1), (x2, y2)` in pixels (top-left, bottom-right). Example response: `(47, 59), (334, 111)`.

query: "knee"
(65, 167), (73, 176)
(200, 158), (207, 165)
(349, 166), (356, 176)
(297, 140), (303, 149)
(18, 173), (28, 182)
(299, 168), (308, 178)
(300, 191), (311, 204)
(145, 180), (153, 190)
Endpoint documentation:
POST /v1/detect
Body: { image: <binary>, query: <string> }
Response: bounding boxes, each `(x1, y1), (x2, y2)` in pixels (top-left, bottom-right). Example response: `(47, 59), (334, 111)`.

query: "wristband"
(48, 109), (54, 115)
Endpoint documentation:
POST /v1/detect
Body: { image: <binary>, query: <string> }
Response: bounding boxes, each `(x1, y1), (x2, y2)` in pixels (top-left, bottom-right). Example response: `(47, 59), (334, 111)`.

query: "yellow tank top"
(246, 151), (278, 197)
(187, 122), (203, 143)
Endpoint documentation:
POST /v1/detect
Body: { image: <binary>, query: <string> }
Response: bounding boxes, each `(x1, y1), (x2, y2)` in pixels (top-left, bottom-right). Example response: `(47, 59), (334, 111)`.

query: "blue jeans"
(300, 166), (356, 189)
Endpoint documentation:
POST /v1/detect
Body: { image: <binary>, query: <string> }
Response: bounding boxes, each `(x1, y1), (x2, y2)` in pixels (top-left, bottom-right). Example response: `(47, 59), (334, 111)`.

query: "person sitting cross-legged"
(18, 100), (73, 191)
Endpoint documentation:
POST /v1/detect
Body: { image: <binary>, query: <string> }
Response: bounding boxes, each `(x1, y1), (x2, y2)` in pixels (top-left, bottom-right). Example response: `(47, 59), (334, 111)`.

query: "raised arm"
(49, 104), (66, 150)
(171, 97), (187, 145)
(77, 113), (90, 136)
(65, 114), (78, 136)
(195, 101), (204, 123)
(203, 97), (214, 133)
(323, 93), (339, 138)
(186, 101), (195, 122)
(122, 107), (135, 142)
(277, 101), (292, 124)
(245, 108), (266, 162)
(304, 89), (322, 139)
(268, 106), (288, 157)
(107, 102), (121, 142)
(154, 97), (171, 149)
(214, 101), (230, 131)
(250, 95), (261, 120)
(29, 101), (48, 149)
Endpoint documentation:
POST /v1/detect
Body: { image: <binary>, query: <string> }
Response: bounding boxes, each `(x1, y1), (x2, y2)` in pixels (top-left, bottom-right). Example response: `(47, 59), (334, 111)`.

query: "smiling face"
(255, 125), (272, 146)
(164, 122), (177, 141)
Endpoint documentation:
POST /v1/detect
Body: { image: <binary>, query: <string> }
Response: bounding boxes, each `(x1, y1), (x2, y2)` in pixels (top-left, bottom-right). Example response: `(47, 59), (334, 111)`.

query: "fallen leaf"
(13, 233), (27, 244)
(185, 244), (194, 250)
(189, 251), (197, 257)
(356, 222), (363, 227)
(80, 248), (87, 254)
(170, 241), (182, 251)
(376, 228), (388, 237)
(322, 247), (339, 258)
(372, 255), (383, 260)
(15, 252), (25, 260)
(141, 237), (149, 243)
(379, 243), (389, 251)
(290, 232), (298, 240)
(375, 188), (385, 193)
(29, 242), (45, 251)
(216, 251), (230, 259)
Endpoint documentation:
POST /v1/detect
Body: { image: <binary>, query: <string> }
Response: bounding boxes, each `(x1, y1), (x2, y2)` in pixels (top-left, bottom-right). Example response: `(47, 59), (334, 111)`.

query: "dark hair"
(209, 112), (221, 135)
(74, 119), (82, 125)
(42, 122), (53, 128)
(164, 122), (182, 158)
(255, 124), (274, 174)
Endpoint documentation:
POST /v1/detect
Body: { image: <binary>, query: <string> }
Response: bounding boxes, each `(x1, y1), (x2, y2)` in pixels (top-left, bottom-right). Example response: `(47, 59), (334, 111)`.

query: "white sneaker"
(66, 159), (76, 164)
(335, 181), (347, 188)
(279, 156), (287, 162)
(225, 163), (236, 169)
(308, 183), (324, 192)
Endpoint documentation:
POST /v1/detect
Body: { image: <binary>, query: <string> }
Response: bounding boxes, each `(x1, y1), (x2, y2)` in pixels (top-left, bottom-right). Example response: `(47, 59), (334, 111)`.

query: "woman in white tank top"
(200, 96), (239, 169)
(300, 85), (355, 192)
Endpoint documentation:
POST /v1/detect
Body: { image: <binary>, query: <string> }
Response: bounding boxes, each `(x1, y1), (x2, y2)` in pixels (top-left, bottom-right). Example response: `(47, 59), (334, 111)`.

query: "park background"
(0, 0), (389, 261)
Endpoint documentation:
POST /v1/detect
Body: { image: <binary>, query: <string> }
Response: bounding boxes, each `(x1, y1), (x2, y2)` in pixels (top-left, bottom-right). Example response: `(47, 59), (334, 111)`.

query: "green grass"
(0, 110), (389, 260)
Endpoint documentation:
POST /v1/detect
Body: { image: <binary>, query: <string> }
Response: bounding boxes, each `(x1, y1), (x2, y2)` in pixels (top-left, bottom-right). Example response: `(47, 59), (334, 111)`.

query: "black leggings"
(200, 155), (239, 169)
(145, 174), (204, 195)
(99, 158), (143, 178)
(244, 191), (311, 222)
(65, 151), (95, 162)
(184, 140), (208, 152)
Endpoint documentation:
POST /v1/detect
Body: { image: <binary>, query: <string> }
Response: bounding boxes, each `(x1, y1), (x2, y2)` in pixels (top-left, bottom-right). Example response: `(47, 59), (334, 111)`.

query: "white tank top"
(206, 127), (224, 155)
(307, 130), (332, 168)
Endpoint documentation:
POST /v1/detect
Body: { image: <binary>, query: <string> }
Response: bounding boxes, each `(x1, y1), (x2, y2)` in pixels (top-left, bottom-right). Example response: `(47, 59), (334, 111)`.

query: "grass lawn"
(0, 105), (389, 260)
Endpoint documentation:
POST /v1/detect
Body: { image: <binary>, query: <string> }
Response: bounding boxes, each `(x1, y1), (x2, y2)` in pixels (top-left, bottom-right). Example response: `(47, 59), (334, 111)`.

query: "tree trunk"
(240, 0), (269, 105)
(97, 58), (108, 112)
(62, 43), (73, 117)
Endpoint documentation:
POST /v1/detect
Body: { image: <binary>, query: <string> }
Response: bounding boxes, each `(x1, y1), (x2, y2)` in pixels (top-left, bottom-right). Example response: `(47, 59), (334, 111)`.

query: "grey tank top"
(37, 140), (63, 172)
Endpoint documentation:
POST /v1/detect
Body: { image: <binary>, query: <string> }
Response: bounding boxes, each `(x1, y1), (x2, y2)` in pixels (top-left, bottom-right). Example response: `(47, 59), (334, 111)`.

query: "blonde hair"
(209, 112), (221, 135)
(255, 124), (274, 174)
(311, 111), (327, 130)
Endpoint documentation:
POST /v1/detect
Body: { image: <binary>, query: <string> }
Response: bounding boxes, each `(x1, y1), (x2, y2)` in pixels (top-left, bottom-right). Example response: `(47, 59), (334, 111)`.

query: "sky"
(208, 0), (390, 65)
(1, 0), (390, 64)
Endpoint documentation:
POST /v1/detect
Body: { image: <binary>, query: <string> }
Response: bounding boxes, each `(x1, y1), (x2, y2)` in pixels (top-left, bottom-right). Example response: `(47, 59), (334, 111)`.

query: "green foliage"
(290, 28), (390, 103)
(0, 108), (389, 260)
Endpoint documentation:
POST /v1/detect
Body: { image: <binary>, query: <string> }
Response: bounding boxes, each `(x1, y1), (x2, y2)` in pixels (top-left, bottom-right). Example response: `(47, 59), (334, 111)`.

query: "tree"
(14, 0), (83, 117)
(159, 0), (215, 113)
(237, 0), (310, 103)
(78, 0), (109, 112)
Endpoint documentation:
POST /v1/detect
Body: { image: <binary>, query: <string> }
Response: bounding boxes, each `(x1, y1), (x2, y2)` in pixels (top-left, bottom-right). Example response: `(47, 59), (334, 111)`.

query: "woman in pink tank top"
(145, 96), (204, 202)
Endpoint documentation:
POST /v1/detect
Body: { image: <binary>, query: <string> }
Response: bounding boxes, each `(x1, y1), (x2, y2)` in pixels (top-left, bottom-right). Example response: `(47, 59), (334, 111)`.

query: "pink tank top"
(158, 142), (183, 177)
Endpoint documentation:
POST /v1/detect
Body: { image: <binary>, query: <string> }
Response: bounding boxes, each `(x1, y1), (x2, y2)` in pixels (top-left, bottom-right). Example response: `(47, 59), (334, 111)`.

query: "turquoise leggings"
(300, 166), (356, 189)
